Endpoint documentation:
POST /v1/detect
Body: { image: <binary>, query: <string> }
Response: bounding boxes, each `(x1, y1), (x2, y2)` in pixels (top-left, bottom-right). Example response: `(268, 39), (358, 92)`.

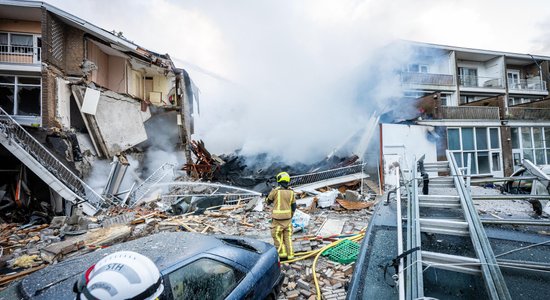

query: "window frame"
(0, 74), (41, 119)
(447, 127), (502, 175)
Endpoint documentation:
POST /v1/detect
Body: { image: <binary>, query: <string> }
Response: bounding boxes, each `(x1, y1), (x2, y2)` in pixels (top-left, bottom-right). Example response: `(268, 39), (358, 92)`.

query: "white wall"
(381, 123), (438, 183)
(55, 78), (71, 129)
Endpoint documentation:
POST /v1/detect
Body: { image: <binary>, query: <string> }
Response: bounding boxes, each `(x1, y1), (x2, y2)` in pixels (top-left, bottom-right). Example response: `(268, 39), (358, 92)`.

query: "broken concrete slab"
(317, 218), (345, 237)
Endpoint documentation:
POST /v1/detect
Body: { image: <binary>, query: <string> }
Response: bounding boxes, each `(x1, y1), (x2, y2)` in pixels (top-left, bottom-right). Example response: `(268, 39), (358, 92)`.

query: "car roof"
(17, 232), (232, 299)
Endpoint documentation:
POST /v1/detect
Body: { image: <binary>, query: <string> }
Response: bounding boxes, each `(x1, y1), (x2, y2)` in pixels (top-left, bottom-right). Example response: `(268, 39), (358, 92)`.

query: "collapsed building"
(0, 0), (197, 221)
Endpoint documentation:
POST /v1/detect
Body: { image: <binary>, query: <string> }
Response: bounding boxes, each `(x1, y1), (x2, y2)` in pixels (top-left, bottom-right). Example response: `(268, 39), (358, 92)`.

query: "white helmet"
(74, 251), (164, 300)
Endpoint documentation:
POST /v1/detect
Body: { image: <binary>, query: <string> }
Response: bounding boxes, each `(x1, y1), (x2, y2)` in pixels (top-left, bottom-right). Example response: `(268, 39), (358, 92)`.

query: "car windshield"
(167, 258), (243, 300)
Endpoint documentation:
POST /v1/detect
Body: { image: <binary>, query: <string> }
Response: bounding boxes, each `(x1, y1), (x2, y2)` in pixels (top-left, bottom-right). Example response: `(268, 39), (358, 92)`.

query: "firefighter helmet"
(276, 171), (290, 183)
(74, 251), (164, 300)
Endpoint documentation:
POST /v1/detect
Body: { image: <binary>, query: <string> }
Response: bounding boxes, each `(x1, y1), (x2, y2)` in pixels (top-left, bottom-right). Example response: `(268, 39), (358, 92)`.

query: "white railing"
(0, 45), (41, 64)
(0, 107), (107, 210)
(459, 75), (503, 88)
(400, 72), (454, 86)
(508, 79), (547, 92)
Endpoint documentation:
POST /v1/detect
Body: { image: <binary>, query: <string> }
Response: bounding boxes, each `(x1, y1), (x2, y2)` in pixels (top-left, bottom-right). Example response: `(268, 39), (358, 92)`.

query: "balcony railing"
(0, 45), (41, 64)
(439, 106), (500, 120)
(400, 72), (454, 86)
(506, 107), (550, 120)
(508, 79), (547, 92)
(459, 75), (503, 88)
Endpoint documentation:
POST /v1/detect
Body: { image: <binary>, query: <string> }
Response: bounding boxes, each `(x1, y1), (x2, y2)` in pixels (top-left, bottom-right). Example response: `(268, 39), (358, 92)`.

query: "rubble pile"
(0, 187), (377, 295)
(280, 260), (355, 300)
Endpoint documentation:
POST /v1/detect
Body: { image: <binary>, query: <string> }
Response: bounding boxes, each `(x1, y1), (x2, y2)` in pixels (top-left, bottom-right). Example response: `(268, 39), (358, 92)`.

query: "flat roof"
(404, 40), (550, 61)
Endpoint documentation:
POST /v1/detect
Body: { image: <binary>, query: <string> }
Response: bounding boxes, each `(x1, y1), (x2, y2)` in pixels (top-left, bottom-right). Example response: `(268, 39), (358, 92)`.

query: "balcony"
(400, 72), (454, 86)
(459, 75), (503, 89)
(439, 106), (500, 120)
(0, 45), (41, 65)
(506, 107), (550, 120)
(508, 79), (547, 93)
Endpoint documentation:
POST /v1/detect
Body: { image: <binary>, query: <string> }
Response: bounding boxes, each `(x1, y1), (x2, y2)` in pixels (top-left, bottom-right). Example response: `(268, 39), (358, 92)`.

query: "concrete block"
(297, 279), (310, 290)
(345, 190), (361, 201)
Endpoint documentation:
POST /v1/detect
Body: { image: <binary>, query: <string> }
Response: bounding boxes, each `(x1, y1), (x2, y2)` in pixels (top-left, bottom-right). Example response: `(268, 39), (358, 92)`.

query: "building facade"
(401, 41), (550, 177)
(0, 0), (196, 216)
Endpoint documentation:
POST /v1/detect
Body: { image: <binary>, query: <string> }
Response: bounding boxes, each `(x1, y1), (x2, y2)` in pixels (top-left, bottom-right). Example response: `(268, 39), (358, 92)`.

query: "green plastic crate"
(322, 240), (360, 264)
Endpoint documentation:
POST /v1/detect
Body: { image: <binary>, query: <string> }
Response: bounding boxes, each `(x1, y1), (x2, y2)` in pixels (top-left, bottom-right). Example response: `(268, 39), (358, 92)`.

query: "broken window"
(0, 75), (41, 116)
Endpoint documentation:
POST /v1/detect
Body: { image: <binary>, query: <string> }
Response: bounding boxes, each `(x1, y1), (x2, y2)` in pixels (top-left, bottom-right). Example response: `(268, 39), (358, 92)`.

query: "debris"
(344, 190), (361, 201)
(317, 218), (346, 236)
(292, 209), (311, 230)
(336, 199), (376, 210)
(11, 255), (41, 269)
(318, 190), (339, 208)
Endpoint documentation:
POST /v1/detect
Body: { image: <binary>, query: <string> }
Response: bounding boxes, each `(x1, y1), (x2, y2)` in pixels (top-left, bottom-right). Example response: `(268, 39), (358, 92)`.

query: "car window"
(167, 258), (243, 300)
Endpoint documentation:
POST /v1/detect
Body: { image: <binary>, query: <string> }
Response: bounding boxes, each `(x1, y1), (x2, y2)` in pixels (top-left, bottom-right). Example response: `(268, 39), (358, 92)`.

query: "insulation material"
(81, 87), (101, 115)
(55, 78), (71, 129)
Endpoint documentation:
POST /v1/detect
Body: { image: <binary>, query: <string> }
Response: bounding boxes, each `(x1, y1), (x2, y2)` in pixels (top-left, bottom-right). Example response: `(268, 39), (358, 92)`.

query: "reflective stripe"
(287, 222), (294, 258)
(273, 209), (291, 214)
(277, 190), (282, 211)
(276, 225), (287, 257)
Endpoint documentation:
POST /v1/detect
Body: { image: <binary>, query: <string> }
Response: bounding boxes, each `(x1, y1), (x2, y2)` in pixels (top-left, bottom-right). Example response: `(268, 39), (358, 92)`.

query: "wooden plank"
(0, 264), (46, 285)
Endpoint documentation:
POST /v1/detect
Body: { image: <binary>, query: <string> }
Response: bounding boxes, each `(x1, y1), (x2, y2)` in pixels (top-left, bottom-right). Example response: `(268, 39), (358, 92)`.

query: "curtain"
(10, 34), (33, 46)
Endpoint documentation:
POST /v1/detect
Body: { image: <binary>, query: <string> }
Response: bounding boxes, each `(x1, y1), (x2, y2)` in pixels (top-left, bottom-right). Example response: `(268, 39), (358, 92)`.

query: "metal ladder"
(0, 108), (106, 215)
(128, 162), (175, 206)
(403, 150), (511, 299)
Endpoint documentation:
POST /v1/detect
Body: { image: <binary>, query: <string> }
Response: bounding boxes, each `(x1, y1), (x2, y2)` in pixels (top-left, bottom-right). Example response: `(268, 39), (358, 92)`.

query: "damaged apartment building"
(380, 41), (550, 183)
(0, 0), (197, 220)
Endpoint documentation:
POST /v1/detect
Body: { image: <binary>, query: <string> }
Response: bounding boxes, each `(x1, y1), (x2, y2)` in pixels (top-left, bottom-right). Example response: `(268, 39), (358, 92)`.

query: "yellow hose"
(282, 226), (368, 299)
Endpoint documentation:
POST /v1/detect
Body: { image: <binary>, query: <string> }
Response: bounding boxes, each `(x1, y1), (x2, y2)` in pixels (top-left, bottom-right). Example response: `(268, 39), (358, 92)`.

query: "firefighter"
(266, 171), (296, 260)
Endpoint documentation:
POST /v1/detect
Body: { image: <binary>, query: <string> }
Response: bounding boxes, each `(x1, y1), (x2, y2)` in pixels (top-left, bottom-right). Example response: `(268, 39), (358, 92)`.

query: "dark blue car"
(1, 232), (284, 300)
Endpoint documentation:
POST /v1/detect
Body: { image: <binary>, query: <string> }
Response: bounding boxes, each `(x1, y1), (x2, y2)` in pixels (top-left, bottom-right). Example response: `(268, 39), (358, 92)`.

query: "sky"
(46, 0), (550, 163)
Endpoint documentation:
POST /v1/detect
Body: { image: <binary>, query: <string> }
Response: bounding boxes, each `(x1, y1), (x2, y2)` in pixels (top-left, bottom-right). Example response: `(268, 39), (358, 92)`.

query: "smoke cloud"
(48, 0), (550, 166)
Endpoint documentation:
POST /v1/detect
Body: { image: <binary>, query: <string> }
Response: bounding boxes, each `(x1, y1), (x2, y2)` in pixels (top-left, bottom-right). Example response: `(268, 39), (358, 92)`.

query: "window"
(404, 63), (429, 73)
(0, 32), (35, 53)
(512, 127), (550, 165)
(459, 67), (478, 87)
(507, 70), (521, 89)
(167, 258), (244, 300)
(447, 127), (502, 174)
(0, 75), (41, 116)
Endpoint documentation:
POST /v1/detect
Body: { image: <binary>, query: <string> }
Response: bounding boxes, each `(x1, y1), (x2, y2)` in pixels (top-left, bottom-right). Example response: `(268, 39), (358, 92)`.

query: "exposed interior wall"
(87, 42), (109, 87)
(152, 75), (171, 105)
(127, 68), (144, 99)
(107, 56), (126, 93)
(0, 19), (41, 33)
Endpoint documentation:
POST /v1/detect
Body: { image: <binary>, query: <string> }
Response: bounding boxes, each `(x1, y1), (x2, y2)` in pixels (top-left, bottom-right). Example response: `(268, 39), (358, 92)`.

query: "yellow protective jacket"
(266, 187), (295, 220)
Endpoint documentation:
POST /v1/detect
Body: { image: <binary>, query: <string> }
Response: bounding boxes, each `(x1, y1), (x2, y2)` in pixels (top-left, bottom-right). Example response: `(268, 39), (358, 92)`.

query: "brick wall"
(64, 26), (85, 76)
(41, 67), (56, 127)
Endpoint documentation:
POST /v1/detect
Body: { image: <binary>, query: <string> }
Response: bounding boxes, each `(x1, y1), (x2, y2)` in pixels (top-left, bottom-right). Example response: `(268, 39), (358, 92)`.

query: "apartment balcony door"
(459, 67), (478, 87)
(507, 70), (520, 89)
